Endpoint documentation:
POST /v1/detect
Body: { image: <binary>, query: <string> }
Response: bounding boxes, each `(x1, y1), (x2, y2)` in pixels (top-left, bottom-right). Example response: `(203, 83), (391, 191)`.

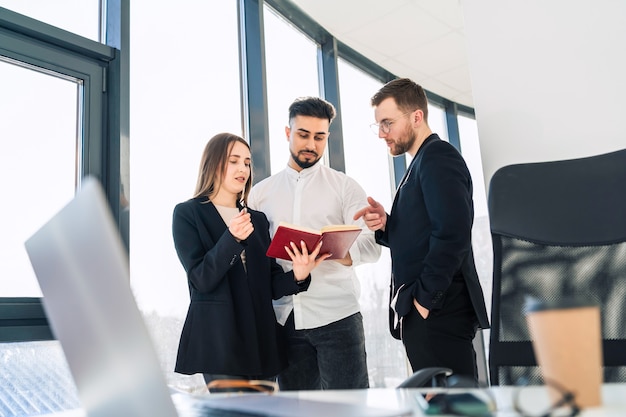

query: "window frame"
(0, 6), (124, 342)
(260, 0), (477, 188)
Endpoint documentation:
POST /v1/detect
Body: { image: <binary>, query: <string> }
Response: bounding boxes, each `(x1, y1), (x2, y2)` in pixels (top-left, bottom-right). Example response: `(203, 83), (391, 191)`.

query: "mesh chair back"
(488, 148), (626, 385)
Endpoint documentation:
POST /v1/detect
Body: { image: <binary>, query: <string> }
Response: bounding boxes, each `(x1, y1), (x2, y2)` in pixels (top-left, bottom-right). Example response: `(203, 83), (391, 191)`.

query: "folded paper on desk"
(267, 222), (361, 261)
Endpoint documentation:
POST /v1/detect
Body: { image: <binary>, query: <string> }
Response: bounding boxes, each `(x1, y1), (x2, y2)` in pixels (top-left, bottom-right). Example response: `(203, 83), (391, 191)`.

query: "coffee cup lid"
(524, 295), (598, 314)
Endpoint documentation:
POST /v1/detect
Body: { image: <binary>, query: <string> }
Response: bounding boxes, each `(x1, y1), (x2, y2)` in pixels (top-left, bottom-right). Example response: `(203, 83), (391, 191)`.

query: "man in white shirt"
(248, 97), (381, 390)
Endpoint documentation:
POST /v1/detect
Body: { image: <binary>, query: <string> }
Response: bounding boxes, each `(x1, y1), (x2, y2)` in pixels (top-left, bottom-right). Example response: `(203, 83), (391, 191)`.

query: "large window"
(0, 60), (77, 297)
(458, 115), (491, 312)
(0, 56), (81, 417)
(0, 5), (118, 415)
(0, 0), (99, 41)
(0, 5), (114, 327)
(427, 103), (449, 142)
(338, 58), (410, 386)
(263, 4), (320, 175)
(128, 0), (242, 390)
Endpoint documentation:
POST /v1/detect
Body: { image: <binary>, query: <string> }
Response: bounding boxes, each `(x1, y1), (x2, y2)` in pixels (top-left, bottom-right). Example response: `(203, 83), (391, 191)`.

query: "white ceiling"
(288, 0), (473, 107)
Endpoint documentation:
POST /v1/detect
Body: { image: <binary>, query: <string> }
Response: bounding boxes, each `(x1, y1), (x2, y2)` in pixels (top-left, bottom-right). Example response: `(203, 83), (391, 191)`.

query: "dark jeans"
(401, 280), (479, 381)
(278, 312), (369, 390)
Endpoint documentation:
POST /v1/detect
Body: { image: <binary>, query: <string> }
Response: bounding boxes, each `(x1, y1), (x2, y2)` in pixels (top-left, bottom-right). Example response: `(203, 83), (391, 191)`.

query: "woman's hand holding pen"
(229, 208), (254, 242)
(287, 240), (331, 281)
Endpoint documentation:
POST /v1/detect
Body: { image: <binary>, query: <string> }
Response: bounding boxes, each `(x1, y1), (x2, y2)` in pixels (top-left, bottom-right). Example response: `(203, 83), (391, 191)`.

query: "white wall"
(461, 0), (626, 191)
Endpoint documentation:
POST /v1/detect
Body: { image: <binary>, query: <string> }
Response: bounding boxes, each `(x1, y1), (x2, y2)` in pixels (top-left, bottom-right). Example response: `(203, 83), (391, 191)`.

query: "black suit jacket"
(172, 197), (309, 376)
(376, 135), (490, 336)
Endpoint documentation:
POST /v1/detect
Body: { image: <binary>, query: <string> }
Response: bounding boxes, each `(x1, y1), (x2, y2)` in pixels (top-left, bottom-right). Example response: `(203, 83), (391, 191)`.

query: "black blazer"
(376, 135), (490, 333)
(172, 197), (310, 377)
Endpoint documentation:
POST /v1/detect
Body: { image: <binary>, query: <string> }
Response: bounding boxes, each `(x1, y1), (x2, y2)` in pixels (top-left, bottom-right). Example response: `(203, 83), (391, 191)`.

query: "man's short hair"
(371, 78), (429, 122)
(288, 96), (336, 125)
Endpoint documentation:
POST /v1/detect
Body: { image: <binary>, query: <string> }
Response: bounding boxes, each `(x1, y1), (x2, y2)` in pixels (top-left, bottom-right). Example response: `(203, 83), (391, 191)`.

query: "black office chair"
(487, 148), (626, 385)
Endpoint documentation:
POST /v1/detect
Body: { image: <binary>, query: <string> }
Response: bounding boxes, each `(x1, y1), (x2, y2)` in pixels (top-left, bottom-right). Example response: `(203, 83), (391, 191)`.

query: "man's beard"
(390, 126), (417, 156)
(290, 150), (320, 169)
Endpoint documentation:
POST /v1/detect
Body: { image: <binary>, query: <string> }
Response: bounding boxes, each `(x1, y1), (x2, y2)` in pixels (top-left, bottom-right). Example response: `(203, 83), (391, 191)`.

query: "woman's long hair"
(193, 133), (252, 206)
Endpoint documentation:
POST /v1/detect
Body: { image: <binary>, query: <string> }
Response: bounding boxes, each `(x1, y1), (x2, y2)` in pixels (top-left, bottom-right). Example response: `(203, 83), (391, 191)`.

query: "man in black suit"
(354, 78), (490, 381)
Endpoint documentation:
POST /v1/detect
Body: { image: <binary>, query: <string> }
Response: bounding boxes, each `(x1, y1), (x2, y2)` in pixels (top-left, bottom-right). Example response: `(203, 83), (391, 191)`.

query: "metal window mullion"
(318, 38), (345, 173)
(239, 0), (271, 182)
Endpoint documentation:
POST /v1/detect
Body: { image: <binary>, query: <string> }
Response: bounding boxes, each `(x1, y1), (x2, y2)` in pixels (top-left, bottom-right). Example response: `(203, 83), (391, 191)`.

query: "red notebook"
(266, 222), (362, 261)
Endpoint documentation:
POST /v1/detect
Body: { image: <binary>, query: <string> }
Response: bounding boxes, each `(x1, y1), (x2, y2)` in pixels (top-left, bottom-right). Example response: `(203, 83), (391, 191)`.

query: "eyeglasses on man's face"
(370, 110), (415, 135)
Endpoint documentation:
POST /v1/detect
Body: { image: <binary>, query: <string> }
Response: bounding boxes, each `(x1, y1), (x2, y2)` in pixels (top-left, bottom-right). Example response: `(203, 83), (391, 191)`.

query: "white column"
(461, 0), (626, 189)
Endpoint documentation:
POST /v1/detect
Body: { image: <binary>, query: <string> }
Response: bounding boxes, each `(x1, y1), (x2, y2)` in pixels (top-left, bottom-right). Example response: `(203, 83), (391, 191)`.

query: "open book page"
(266, 222), (362, 261)
(320, 224), (361, 233)
(278, 222), (322, 235)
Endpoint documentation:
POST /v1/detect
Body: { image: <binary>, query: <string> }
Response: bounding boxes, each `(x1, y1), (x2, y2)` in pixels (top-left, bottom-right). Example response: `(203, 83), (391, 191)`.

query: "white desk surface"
(35, 383), (626, 416)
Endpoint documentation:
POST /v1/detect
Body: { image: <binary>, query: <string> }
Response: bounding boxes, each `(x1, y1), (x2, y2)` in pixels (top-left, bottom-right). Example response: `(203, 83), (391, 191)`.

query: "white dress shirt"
(248, 162), (381, 329)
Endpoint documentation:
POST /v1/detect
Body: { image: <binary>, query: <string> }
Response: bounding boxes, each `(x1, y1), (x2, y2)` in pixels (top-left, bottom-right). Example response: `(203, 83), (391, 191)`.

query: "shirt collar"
(286, 160), (322, 178)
